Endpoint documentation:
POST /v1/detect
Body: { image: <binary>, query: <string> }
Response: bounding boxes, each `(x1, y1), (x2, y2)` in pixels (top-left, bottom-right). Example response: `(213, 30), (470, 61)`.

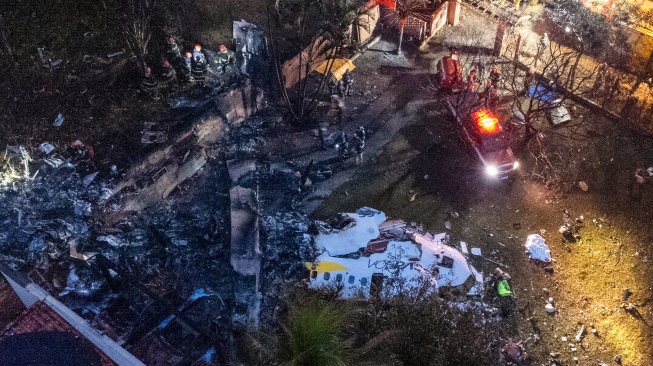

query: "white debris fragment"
(459, 241), (469, 255)
(471, 247), (482, 256)
(575, 325), (586, 342)
(561, 336), (567, 342)
(97, 235), (126, 247)
(525, 234), (552, 262)
(39, 142), (55, 154)
(82, 171), (99, 186)
(545, 303), (555, 313)
(53, 112), (65, 126)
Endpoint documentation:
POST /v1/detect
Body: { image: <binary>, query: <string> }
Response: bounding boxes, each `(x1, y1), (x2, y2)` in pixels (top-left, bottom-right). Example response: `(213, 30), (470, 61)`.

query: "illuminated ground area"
(315, 105), (653, 364)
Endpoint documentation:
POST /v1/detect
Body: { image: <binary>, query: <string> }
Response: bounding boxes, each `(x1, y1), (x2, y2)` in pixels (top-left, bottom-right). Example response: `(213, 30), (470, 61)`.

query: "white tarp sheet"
(525, 234), (552, 262)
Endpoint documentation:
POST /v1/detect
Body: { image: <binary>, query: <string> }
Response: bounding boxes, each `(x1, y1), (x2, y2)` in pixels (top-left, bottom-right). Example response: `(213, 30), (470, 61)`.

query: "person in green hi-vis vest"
(498, 280), (512, 297)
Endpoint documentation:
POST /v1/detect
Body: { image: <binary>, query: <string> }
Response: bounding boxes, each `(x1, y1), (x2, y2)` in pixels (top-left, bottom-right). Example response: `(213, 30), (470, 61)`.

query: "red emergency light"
(471, 109), (501, 134)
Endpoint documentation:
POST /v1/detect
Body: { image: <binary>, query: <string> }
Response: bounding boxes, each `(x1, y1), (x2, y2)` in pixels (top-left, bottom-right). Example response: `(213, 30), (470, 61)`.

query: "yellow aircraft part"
(315, 58), (355, 80)
(305, 260), (349, 273)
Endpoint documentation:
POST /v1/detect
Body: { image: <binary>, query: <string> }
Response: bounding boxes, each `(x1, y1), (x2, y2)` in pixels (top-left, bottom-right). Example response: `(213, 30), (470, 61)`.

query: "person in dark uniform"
(353, 126), (366, 165)
(342, 69), (354, 98)
(191, 55), (207, 86)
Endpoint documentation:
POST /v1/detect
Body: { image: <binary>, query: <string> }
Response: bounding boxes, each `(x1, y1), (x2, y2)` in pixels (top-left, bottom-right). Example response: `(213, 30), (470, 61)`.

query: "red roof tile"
(0, 301), (118, 366)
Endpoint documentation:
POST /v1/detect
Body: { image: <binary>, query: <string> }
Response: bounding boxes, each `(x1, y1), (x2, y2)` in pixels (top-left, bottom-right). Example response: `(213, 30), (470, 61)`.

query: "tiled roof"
(0, 278), (24, 329)
(0, 301), (118, 366)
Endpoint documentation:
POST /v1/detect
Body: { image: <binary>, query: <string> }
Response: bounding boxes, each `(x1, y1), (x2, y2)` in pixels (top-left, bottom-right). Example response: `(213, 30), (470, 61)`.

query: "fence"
(380, 2), (450, 46)
(501, 22), (653, 135)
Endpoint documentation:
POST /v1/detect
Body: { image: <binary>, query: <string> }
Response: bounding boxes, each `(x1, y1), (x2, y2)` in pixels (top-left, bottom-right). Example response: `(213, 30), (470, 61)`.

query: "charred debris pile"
(0, 109), (322, 363)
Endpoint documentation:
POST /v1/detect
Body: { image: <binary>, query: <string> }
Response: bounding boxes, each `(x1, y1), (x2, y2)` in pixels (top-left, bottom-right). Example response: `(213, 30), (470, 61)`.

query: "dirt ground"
(313, 10), (653, 366)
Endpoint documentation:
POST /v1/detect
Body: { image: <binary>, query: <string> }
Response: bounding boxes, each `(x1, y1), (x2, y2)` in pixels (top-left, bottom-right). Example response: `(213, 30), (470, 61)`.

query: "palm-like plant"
(276, 298), (352, 366)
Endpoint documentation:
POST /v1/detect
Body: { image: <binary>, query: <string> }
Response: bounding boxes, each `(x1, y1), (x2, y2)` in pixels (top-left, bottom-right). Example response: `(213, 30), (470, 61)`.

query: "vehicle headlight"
(486, 166), (499, 176)
(513, 161), (519, 169)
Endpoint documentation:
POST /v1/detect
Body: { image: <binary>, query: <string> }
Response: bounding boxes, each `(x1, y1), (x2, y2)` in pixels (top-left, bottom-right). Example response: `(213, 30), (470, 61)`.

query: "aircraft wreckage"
(306, 207), (483, 298)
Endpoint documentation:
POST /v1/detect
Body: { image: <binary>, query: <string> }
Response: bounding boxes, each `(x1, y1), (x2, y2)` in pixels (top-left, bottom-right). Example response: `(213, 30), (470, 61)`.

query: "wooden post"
(514, 34), (521, 61)
(447, 0), (461, 26)
(493, 21), (505, 57)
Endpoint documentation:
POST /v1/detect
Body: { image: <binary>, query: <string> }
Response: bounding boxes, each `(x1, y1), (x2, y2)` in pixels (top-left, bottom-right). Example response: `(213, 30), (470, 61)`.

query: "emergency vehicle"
(447, 102), (518, 179)
(306, 208), (483, 299)
(436, 53), (464, 93)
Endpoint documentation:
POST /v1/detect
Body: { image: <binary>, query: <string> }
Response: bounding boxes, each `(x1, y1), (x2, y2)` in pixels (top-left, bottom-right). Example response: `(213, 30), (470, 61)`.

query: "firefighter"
(334, 131), (350, 161)
(182, 52), (194, 82)
(342, 69), (354, 98)
(476, 61), (485, 81)
(140, 66), (159, 100)
(167, 37), (182, 60)
(215, 44), (234, 73)
(318, 122), (330, 149)
(192, 44), (206, 65)
(489, 66), (503, 88)
(160, 60), (177, 89)
(327, 73), (338, 95)
(327, 94), (345, 125)
(487, 85), (499, 110)
(353, 126), (366, 165)
(466, 69), (479, 92)
(191, 55), (207, 85)
(480, 82), (494, 107)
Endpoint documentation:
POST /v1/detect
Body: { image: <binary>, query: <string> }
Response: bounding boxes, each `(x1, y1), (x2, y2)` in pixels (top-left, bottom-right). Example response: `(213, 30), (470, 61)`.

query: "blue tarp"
(528, 85), (558, 104)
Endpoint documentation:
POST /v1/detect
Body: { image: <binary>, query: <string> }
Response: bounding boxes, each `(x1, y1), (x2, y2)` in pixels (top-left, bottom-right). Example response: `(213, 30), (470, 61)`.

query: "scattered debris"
(107, 49), (126, 59)
(459, 241), (468, 255)
(578, 181), (588, 191)
(574, 325), (585, 342)
(525, 234), (552, 262)
(53, 112), (65, 127)
(39, 142), (55, 154)
(141, 122), (168, 144)
(82, 172), (98, 186)
(545, 297), (555, 313)
(471, 247), (482, 256)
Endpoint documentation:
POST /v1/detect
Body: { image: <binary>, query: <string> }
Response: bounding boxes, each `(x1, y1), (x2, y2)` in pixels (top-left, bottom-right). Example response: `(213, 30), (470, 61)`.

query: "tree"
(266, 0), (366, 125)
(245, 289), (398, 366)
(548, 0), (616, 89)
(101, 0), (158, 72)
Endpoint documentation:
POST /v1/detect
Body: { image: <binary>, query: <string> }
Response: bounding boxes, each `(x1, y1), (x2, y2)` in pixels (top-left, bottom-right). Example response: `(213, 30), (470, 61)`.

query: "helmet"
(219, 44), (227, 51)
(195, 44), (202, 51)
(163, 60), (170, 67)
(493, 66), (499, 72)
(185, 52), (192, 58)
